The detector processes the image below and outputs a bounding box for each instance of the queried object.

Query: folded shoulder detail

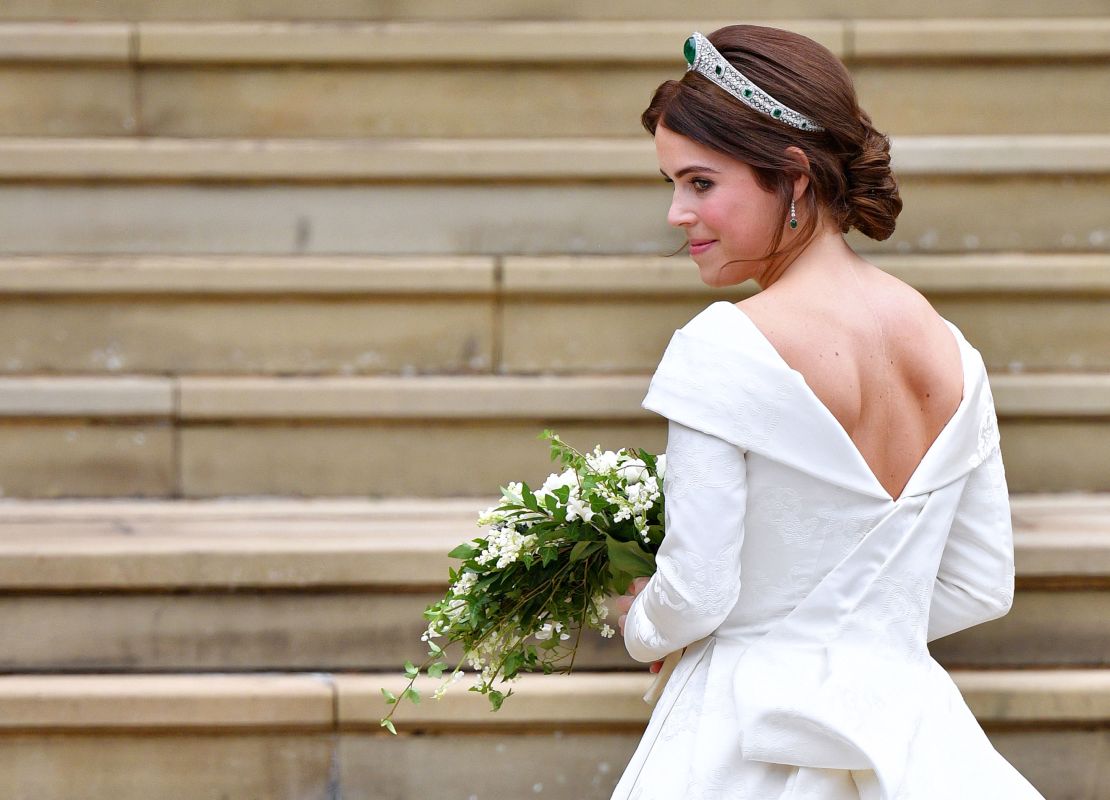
[641,301,1000,501]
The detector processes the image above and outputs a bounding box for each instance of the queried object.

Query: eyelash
[664,177,713,192]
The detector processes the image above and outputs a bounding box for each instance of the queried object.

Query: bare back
[737,269,964,501]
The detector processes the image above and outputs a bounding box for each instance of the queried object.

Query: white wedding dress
[612,301,1046,800]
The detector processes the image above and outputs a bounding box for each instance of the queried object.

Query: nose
[667,192,696,229]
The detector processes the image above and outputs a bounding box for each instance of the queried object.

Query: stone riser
[1,729,1102,800]
[1,290,1107,376]
[2,1,1107,19]
[1,415,1109,497]
[0,671,1103,800]
[0,177,1106,255]
[5,59,1105,138]
[0,587,1104,673]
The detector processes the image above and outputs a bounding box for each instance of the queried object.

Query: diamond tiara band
[683,31,824,132]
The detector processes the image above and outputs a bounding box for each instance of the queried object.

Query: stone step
[0,497,1105,671]
[0,20,1107,137]
[0,373,1107,497]
[2,2,1107,21]
[0,137,1106,255]
[0,669,1104,799]
[0,253,1107,376]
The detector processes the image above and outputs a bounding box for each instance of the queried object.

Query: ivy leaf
[402,686,422,705]
[403,660,419,678]
[427,661,446,678]
[488,689,505,711]
[447,542,480,560]
[426,640,443,655]
[568,539,592,562]
[381,687,398,704]
[380,718,397,735]
[605,534,656,579]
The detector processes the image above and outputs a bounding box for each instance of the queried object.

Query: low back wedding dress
[612,300,1046,799]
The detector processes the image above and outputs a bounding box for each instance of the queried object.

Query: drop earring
[789,199,798,230]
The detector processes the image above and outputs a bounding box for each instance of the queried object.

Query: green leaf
[568,539,592,562]
[448,542,480,560]
[427,661,446,678]
[426,640,443,655]
[403,660,419,678]
[380,718,397,735]
[381,687,398,704]
[488,689,506,711]
[402,686,422,705]
[520,482,539,511]
[502,651,524,679]
[605,534,656,579]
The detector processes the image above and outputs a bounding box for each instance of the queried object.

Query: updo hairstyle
[643,25,902,263]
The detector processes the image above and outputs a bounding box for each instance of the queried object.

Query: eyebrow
[660,165,721,180]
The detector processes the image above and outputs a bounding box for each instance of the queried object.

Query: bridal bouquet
[380,429,665,734]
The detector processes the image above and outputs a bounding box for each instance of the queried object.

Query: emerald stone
[715,64,723,76]
[684,37,696,65]
[790,219,798,229]
[772,108,783,118]
[742,88,753,98]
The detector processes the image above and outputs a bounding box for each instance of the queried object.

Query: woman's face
[655,123,787,288]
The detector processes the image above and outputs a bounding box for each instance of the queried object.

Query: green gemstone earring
[789,199,798,230]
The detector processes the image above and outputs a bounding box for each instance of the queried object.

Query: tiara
[683,31,824,132]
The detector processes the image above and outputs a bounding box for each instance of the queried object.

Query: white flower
[600,624,615,639]
[537,468,579,500]
[565,496,595,523]
[618,458,649,484]
[586,448,621,474]
[474,526,537,569]
[535,620,571,641]
[476,504,506,526]
[451,570,478,596]
[656,454,666,480]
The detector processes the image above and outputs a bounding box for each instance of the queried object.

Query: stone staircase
[0,3,1107,798]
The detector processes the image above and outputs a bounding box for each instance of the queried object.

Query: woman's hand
[614,576,666,674]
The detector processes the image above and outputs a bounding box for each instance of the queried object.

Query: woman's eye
[692,178,713,191]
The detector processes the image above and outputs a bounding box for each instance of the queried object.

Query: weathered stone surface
[0,297,494,375]
[137,64,671,138]
[0,423,172,497]
[179,421,667,497]
[501,294,1110,373]
[999,420,1110,492]
[854,62,1109,135]
[0,176,1105,254]
[132,62,1109,137]
[0,22,130,61]
[4,136,1105,179]
[342,730,639,800]
[0,66,133,136]
[2,586,1104,672]
[0,734,335,800]
[1,0,1105,21]
[0,674,333,729]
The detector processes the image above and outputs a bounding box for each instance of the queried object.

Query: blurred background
[0,1,1107,798]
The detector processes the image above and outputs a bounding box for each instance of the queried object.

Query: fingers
[617,613,627,635]
[631,576,650,594]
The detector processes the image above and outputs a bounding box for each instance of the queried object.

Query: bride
[610,25,1046,800]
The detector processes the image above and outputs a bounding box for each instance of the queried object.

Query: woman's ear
[784,146,811,202]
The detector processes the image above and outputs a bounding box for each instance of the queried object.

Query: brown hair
[643,25,902,264]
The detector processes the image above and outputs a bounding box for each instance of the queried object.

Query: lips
[688,239,717,255]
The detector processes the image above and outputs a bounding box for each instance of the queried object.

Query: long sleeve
[623,418,748,663]
[926,439,1016,642]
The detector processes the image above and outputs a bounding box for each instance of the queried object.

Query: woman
[610,25,1046,800]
